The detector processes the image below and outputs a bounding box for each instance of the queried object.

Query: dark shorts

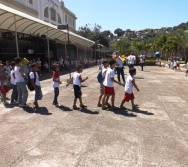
[35,85,43,100]
[73,85,82,98]
[128,64,134,68]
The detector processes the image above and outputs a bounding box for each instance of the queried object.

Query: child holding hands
[67,64,88,110]
[120,68,140,110]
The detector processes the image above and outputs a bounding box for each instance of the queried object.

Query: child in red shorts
[0,64,10,106]
[120,68,139,110]
[102,60,123,110]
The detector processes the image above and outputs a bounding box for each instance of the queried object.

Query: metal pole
[67,24,71,78]
[14,15,19,57]
[85,47,86,59]
[47,27,50,72]
[77,45,78,59]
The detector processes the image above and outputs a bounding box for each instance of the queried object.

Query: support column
[14,15,19,57]
[47,27,50,72]
[77,45,79,59]
[85,47,86,59]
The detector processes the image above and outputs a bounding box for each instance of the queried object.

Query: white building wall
[0,0,77,31]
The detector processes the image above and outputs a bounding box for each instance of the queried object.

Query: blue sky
[64,0,188,33]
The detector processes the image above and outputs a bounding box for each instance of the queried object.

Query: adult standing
[14,57,28,108]
[127,52,136,68]
[139,55,145,71]
[4,61,11,75]
[116,52,125,83]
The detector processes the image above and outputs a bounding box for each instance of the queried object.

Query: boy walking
[120,68,140,110]
[97,60,109,107]
[102,60,123,110]
[67,64,88,110]
[10,62,18,104]
[30,63,43,108]
[14,57,28,108]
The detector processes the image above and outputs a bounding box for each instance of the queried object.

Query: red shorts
[104,86,115,95]
[38,66,41,71]
[0,85,8,93]
[177,64,180,67]
[186,70,188,73]
[123,92,134,102]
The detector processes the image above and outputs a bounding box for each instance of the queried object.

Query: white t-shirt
[29,72,40,86]
[176,61,179,64]
[128,55,135,64]
[125,75,134,94]
[37,60,41,66]
[73,72,81,87]
[4,65,11,75]
[103,68,115,87]
[186,63,188,70]
[117,57,123,68]
[10,70,16,85]
[173,61,177,66]
[14,66,25,82]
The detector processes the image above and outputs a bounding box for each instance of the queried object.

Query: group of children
[97,59,140,110]
[1,56,140,111]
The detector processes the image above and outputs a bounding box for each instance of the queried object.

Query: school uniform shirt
[4,65,11,75]
[186,63,188,70]
[73,72,81,87]
[14,66,25,83]
[102,68,108,78]
[173,61,177,66]
[103,68,115,88]
[30,72,40,86]
[125,75,134,94]
[10,70,16,85]
[128,55,135,65]
[52,71,59,88]
[116,57,123,68]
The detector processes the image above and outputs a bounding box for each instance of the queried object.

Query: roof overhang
[0,4,94,47]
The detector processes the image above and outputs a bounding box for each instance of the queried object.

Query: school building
[0,0,96,63]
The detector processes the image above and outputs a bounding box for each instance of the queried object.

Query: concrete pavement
[0,66,188,167]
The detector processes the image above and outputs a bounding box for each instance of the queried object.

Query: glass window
[51,8,56,21]
[58,14,62,24]
[29,0,33,4]
[44,7,49,18]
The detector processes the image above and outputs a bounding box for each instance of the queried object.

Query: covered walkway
[0,3,95,59]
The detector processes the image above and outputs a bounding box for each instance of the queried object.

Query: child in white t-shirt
[67,64,88,110]
[186,62,188,77]
[30,63,43,108]
[102,60,123,110]
[10,62,18,104]
[120,68,139,110]
[97,60,109,107]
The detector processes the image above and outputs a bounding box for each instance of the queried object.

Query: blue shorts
[35,85,43,100]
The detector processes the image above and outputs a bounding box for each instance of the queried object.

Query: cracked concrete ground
[0,66,188,167]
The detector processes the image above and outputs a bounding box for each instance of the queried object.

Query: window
[44,7,49,18]
[58,14,62,24]
[65,14,67,23]
[29,0,33,5]
[50,8,56,21]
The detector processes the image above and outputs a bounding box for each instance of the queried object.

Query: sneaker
[10,101,17,105]
[23,104,29,108]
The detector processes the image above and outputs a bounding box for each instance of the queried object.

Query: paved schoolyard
[0,66,188,167]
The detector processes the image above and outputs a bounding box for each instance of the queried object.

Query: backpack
[97,70,107,83]
[97,70,103,83]
[27,72,36,91]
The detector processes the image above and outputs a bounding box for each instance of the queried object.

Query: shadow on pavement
[113,109,137,117]
[129,108,154,115]
[79,108,99,115]
[23,107,52,115]
[56,105,73,112]
[135,77,144,79]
